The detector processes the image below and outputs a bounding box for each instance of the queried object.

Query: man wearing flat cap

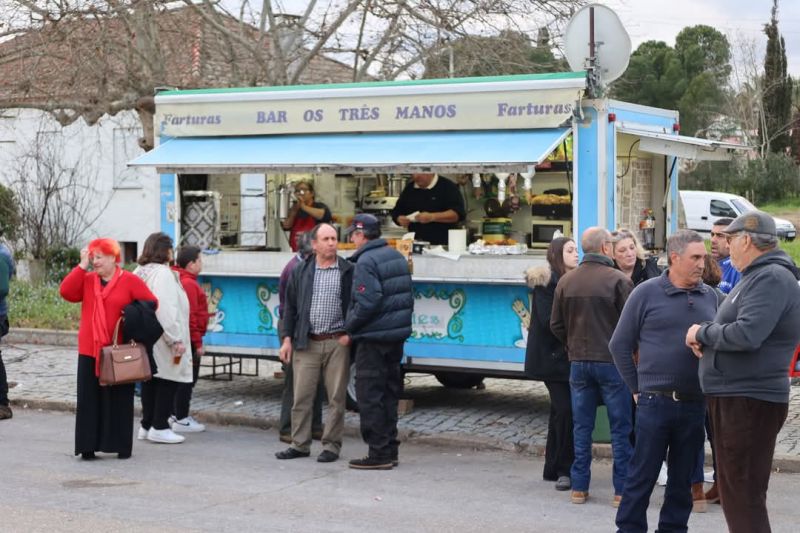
[686,210,800,533]
[344,214,413,470]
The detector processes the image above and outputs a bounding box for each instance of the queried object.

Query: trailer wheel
[346,361,359,411]
[434,372,486,389]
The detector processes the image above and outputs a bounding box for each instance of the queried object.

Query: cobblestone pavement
[4,339,800,470]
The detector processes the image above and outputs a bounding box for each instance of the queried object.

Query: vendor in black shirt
[391,173,466,245]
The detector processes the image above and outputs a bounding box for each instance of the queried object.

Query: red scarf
[90,267,123,376]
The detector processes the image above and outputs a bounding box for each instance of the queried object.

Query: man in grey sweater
[686,210,800,533]
[610,230,718,533]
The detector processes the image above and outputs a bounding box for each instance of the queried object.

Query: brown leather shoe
[704,482,720,504]
[691,482,707,513]
[570,491,588,504]
[0,405,12,420]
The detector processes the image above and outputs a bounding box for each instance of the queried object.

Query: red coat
[60,266,157,367]
[172,266,210,349]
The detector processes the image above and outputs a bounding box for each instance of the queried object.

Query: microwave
[530,220,572,249]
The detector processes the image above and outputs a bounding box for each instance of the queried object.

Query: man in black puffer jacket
[344,214,413,470]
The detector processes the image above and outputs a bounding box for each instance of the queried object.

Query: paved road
[3,339,800,471]
[2,410,799,532]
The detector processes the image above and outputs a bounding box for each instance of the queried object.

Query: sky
[597,0,800,77]
[232,0,800,80]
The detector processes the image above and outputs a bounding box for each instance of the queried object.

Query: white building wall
[0,109,160,260]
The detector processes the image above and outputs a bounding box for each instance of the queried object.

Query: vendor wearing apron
[391,173,466,246]
[281,181,332,251]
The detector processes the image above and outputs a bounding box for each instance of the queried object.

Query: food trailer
[130,71,745,396]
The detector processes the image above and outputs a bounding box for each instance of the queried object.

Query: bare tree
[0,1,585,151]
[9,128,111,259]
[726,34,797,158]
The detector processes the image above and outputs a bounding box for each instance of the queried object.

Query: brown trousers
[291,338,349,454]
[708,395,788,533]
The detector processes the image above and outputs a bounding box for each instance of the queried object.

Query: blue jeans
[570,361,633,494]
[616,393,706,533]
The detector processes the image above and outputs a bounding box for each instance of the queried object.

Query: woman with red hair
[60,238,157,459]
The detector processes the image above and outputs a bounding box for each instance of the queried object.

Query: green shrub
[0,184,20,240]
[683,153,800,204]
[780,240,800,265]
[45,246,81,284]
[8,279,80,330]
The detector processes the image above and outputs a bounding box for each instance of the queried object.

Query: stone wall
[617,157,653,233]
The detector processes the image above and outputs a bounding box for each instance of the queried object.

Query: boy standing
[171,246,210,432]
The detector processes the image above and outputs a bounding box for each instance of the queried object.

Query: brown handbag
[99,316,152,386]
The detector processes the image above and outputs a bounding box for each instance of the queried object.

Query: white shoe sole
[137,427,148,440]
[172,424,205,433]
[147,429,185,444]
[148,435,185,444]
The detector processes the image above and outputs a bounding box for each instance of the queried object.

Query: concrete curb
[6,328,78,347]
[13,395,799,473]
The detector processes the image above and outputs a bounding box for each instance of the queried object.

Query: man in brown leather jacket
[551,226,634,507]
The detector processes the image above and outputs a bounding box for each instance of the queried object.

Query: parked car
[680,190,796,241]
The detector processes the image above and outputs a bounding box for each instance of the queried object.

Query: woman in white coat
[134,232,192,444]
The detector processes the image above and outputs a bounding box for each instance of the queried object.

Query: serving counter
[198,250,545,377]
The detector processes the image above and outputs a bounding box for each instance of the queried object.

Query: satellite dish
[564,4,631,87]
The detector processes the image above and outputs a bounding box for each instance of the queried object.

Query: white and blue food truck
[130,70,745,395]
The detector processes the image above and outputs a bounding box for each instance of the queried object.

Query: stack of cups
[448,229,467,252]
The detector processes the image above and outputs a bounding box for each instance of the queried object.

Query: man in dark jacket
[276,223,353,463]
[686,210,800,533]
[344,214,413,470]
[276,232,323,444]
[0,245,13,420]
[551,226,634,506]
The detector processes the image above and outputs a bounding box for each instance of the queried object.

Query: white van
[680,190,796,241]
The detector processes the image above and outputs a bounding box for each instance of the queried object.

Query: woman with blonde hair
[611,228,661,286]
[60,238,157,459]
[135,232,193,444]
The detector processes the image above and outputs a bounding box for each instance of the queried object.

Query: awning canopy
[617,124,749,161]
[129,128,571,174]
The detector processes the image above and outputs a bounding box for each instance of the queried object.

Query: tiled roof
[0,6,356,111]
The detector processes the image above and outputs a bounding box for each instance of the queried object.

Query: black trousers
[174,348,201,420]
[0,315,8,406]
[75,354,135,455]
[708,395,788,533]
[543,380,574,480]
[0,348,8,406]
[141,377,179,431]
[354,339,404,461]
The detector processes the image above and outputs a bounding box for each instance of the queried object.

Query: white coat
[134,263,192,383]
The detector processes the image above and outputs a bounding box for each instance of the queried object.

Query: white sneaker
[657,461,668,486]
[147,427,185,444]
[171,416,206,433]
[704,469,715,483]
[137,426,148,440]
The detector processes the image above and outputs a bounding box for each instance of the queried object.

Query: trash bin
[592,405,611,443]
